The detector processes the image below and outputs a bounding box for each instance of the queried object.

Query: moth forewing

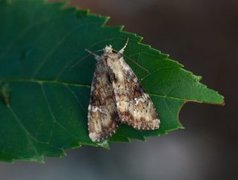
[104,45,160,130]
[87,56,119,142]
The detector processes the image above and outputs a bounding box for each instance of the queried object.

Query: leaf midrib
[0,78,191,102]
[0,78,91,88]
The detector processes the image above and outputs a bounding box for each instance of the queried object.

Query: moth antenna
[85,49,101,61]
[118,38,129,54]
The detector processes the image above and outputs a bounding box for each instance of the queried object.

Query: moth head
[104,45,113,53]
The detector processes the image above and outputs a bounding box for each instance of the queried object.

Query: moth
[87,41,160,142]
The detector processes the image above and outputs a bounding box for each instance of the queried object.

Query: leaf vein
[0,14,55,61]
[64,84,87,113]
[8,106,40,156]
[40,84,80,141]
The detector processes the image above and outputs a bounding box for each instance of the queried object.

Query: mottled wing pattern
[105,46,160,130]
[87,58,119,142]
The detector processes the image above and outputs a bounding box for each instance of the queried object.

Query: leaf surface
[0,0,224,162]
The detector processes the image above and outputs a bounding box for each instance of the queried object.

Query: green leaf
[0,0,224,162]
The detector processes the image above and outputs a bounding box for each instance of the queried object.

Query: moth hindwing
[87,41,160,142]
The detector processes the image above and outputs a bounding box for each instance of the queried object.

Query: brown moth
[87,41,160,142]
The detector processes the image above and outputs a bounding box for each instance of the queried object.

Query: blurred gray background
[0,0,237,179]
